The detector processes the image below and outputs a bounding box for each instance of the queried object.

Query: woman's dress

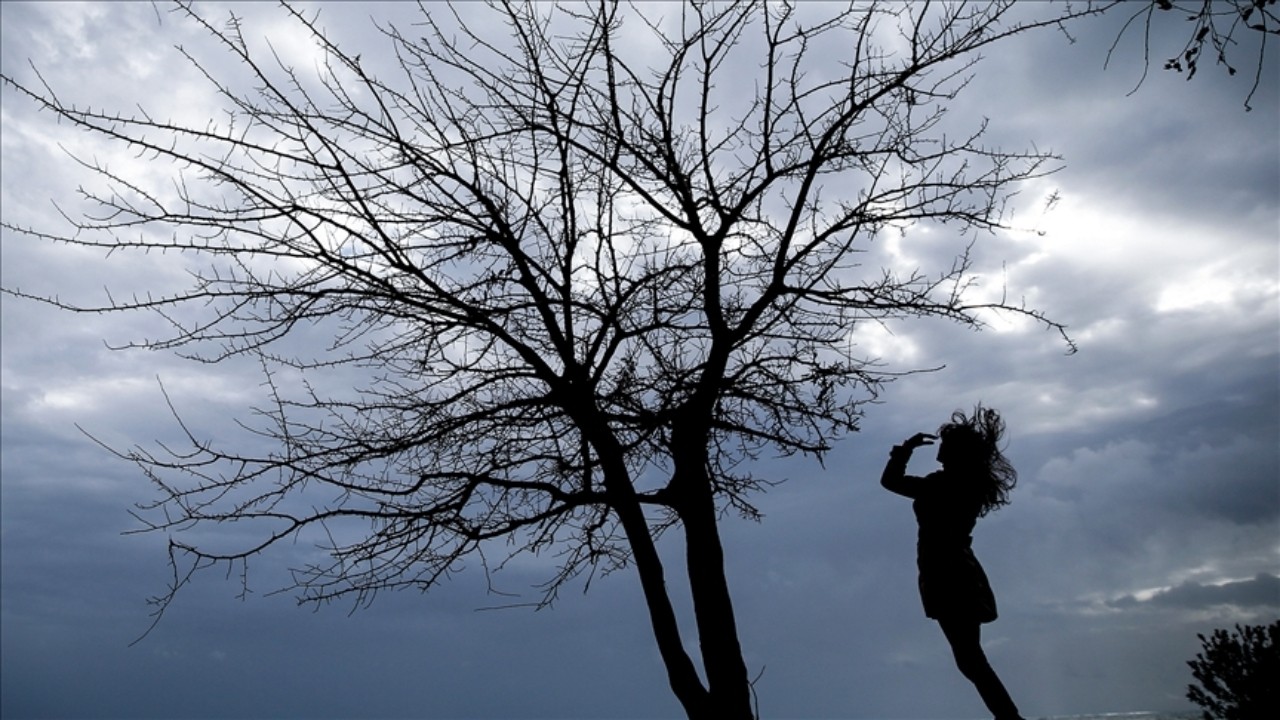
[883,453,998,624]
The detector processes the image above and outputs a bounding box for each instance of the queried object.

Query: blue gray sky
[2,3,1277,719]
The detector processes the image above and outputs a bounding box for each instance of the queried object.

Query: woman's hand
[901,432,938,450]
[883,432,936,496]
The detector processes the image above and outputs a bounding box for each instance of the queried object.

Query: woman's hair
[938,405,1017,516]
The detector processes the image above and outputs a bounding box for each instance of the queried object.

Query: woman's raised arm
[880,432,936,498]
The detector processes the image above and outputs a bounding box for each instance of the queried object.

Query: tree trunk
[681,473,754,718]
[589,427,713,718]
[670,426,755,719]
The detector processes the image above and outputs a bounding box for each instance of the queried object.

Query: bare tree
[2,2,1098,717]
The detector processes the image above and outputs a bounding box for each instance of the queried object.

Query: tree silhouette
[1187,621,1280,719]
[2,2,1106,717]
[1112,0,1278,110]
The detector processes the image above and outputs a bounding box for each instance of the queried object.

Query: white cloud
[847,320,923,366]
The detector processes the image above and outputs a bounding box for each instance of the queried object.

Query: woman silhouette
[881,406,1024,720]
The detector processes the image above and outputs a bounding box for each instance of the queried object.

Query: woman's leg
[937,618,1023,720]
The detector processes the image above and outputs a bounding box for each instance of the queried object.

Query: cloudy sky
[1,2,1276,719]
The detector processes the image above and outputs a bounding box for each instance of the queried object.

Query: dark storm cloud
[1025,384,1280,528]
[3,3,1277,719]
[956,4,1280,214]
[1108,573,1280,610]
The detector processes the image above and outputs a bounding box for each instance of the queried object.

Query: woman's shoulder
[920,469,949,484]
[912,469,948,493]
[917,469,977,497]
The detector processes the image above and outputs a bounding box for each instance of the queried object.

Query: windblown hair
[938,405,1017,516]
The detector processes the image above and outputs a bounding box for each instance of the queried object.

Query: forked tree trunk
[668,416,755,720]
[591,419,754,719]
[612,491,713,717]
[589,426,713,717]
[680,470,754,719]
